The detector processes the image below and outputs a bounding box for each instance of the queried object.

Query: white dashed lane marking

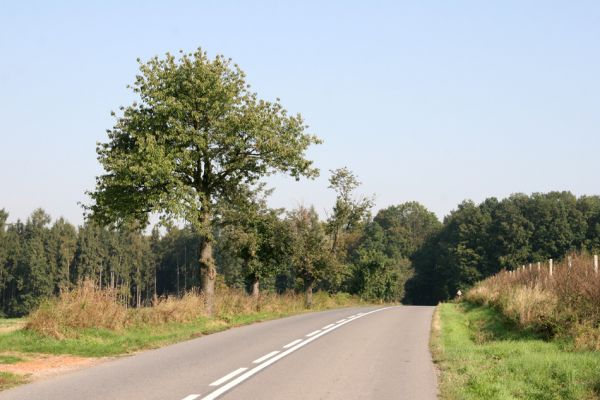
[191,307,392,400]
[252,351,280,364]
[283,339,302,349]
[209,368,248,387]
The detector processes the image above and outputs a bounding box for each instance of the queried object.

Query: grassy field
[433,302,600,400]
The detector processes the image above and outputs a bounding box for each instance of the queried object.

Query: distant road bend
[0,306,438,400]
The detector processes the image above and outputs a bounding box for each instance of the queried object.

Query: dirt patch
[0,353,107,380]
[0,322,25,334]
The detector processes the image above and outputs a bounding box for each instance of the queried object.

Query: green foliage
[373,201,441,258]
[87,48,320,308]
[326,167,373,253]
[350,222,411,302]
[287,206,338,306]
[89,49,320,230]
[219,186,291,295]
[350,202,440,302]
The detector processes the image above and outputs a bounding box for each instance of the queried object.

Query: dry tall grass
[466,253,600,349]
[26,281,360,339]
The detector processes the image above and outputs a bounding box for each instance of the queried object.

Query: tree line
[406,191,600,305]
[0,167,439,316]
[2,190,599,316]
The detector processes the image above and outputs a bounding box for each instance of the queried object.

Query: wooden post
[529,263,532,270]
[537,261,541,271]
[549,259,553,277]
[594,255,598,274]
[568,256,572,269]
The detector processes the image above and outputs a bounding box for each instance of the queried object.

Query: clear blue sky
[1,1,599,225]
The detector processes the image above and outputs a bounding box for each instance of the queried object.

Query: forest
[1,189,599,317]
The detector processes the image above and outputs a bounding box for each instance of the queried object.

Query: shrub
[27,281,128,338]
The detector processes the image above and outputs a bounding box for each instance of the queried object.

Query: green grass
[0,355,25,364]
[0,372,28,390]
[434,302,600,400]
[0,310,303,357]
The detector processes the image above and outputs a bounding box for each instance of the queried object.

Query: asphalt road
[0,306,437,400]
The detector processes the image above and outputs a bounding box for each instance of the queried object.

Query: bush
[27,281,128,338]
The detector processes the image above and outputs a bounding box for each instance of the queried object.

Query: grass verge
[0,310,294,357]
[0,285,370,390]
[0,372,28,391]
[0,289,367,357]
[433,302,600,400]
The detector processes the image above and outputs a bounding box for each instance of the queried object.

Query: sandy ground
[0,353,109,381]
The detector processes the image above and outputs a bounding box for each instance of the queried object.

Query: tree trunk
[305,278,314,308]
[331,228,339,253]
[200,237,217,314]
[251,275,260,299]
[136,285,141,308]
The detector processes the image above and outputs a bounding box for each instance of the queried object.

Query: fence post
[537,261,541,271]
[529,263,532,270]
[595,255,598,274]
[549,259,553,277]
[568,256,572,269]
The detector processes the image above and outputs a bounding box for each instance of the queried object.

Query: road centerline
[252,351,280,364]
[197,307,392,400]
[282,339,303,349]
[209,368,248,387]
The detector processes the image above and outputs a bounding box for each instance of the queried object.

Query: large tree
[88,49,320,311]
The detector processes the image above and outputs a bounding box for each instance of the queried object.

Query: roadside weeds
[433,302,600,400]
